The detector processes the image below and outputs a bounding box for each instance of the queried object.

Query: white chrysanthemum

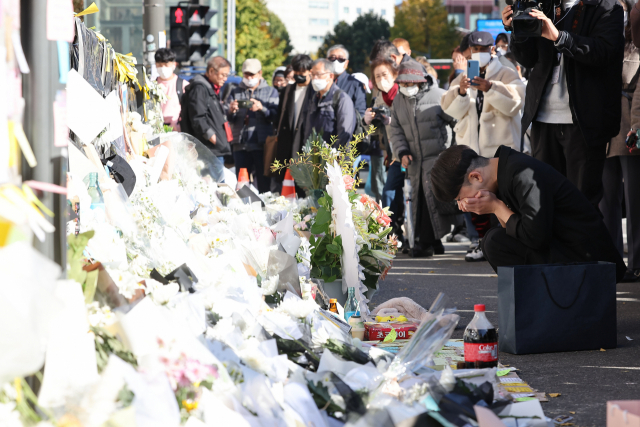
[106,268,144,299]
[86,302,116,328]
[261,275,279,295]
[0,403,22,427]
[276,297,319,319]
[145,278,179,305]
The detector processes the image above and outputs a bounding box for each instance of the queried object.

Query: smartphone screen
[468,60,480,85]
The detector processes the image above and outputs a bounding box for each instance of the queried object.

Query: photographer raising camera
[505,0,625,207]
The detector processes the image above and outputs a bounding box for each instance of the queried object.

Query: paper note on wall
[53,90,68,147]
[46,0,74,42]
[66,69,110,144]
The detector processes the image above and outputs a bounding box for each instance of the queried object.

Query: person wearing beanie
[387,60,460,257]
[272,66,288,92]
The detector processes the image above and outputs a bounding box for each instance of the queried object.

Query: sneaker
[467,239,480,253]
[465,246,485,262]
[446,233,471,243]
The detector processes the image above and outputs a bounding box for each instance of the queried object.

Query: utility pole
[227,0,235,71]
[21,0,67,266]
[143,0,167,75]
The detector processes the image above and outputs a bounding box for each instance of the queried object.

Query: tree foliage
[317,13,391,73]
[227,0,289,82]
[391,0,462,59]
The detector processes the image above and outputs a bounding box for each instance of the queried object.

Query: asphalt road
[370,240,640,426]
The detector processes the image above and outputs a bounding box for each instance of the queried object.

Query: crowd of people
[152,0,640,282]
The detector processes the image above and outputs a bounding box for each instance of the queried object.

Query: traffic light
[170,3,218,64]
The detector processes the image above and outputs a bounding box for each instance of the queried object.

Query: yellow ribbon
[22,184,54,217]
[75,2,99,17]
[14,378,22,404]
[113,52,141,90]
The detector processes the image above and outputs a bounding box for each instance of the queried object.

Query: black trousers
[530,122,607,207]
[415,181,441,250]
[600,155,640,269]
[481,227,549,274]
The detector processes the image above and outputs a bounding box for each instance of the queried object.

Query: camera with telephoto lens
[506,0,549,38]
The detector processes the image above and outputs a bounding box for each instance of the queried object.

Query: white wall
[265,0,395,55]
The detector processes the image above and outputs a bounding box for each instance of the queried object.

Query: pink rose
[343,175,355,190]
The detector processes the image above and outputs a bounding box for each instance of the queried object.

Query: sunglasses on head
[328,56,347,63]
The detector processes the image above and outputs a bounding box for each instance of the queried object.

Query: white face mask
[472,52,492,68]
[312,78,328,92]
[332,60,346,75]
[157,66,174,79]
[243,77,259,87]
[377,77,395,93]
[496,47,507,56]
[399,85,419,97]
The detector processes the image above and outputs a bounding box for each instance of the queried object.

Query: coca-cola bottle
[462,304,498,369]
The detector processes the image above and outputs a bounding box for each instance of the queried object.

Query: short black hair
[155,48,176,64]
[431,145,489,202]
[495,33,509,45]
[369,39,400,62]
[459,33,471,52]
[291,54,313,72]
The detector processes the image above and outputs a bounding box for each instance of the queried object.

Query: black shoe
[621,269,640,283]
[433,241,445,255]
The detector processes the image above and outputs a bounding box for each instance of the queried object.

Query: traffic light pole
[226,0,235,70]
[143,0,166,73]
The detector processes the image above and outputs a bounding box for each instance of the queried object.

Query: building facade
[444,0,499,31]
[265,0,395,55]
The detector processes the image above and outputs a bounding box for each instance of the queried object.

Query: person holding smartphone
[441,31,526,262]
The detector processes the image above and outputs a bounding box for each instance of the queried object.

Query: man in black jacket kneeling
[431,145,627,282]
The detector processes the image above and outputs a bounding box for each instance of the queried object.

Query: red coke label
[464,342,498,362]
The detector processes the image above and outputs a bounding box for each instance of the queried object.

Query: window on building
[309,18,329,25]
[381,9,386,15]
[369,8,374,13]
[309,35,323,42]
[356,7,361,14]
[309,1,330,9]
[344,7,349,13]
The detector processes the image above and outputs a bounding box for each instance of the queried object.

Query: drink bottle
[344,287,358,321]
[462,304,498,369]
[87,172,105,211]
[328,298,338,314]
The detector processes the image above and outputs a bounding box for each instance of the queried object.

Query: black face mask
[294,74,308,84]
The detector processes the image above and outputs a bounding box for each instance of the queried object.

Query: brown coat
[608,44,640,157]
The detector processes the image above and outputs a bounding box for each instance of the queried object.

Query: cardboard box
[608,401,640,426]
[364,321,419,341]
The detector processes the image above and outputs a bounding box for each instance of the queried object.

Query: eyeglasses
[327,56,347,63]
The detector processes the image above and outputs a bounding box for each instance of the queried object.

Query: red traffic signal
[174,7,184,24]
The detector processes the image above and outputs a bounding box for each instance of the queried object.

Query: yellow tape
[75,2,99,17]
[505,386,534,393]
[22,184,54,217]
[9,121,37,168]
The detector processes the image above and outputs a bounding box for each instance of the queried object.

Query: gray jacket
[388,83,458,239]
[226,79,279,152]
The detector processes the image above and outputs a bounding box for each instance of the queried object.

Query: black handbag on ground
[498,262,617,354]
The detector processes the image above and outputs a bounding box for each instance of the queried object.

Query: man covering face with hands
[430,145,626,281]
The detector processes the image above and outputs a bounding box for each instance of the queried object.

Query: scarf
[381,83,399,106]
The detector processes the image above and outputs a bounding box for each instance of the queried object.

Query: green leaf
[326,244,341,255]
[310,221,328,235]
[84,269,99,304]
[314,207,331,226]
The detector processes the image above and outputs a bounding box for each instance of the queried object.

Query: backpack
[176,76,185,102]
[331,88,369,154]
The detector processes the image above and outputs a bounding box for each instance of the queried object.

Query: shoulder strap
[176,76,184,102]
[275,84,291,136]
[332,88,342,112]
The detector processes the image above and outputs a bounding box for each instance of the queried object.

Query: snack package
[364,321,419,342]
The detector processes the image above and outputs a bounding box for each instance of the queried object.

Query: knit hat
[396,60,427,84]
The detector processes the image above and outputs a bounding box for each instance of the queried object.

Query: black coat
[495,146,626,281]
[510,0,625,146]
[180,74,231,157]
[273,83,316,174]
